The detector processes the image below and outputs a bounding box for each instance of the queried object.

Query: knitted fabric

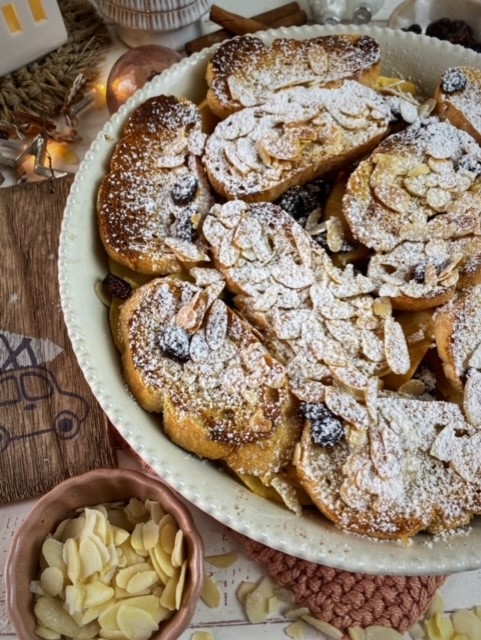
[233,531,446,636]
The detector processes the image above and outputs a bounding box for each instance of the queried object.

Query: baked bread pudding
[97,35,481,541]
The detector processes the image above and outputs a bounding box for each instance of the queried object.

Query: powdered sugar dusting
[122,277,302,482]
[98,96,214,274]
[207,34,381,115]
[203,80,390,201]
[203,200,409,404]
[296,394,479,537]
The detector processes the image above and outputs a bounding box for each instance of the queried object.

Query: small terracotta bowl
[5,468,204,640]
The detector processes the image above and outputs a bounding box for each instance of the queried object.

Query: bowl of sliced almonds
[5,468,204,640]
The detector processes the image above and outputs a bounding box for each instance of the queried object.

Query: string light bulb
[106,45,182,114]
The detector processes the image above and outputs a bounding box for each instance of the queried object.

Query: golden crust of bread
[294,392,478,539]
[98,95,214,275]
[434,283,481,392]
[118,276,303,489]
[435,66,481,145]
[203,80,391,203]
[206,34,381,120]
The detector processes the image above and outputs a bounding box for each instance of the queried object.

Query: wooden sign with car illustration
[0,177,116,503]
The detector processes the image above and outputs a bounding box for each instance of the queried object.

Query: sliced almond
[236,581,257,604]
[349,626,367,640]
[175,560,188,609]
[285,620,309,639]
[79,536,104,579]
[463,369,481,427]
[34,596,98,640]
[205,300,228,351]
[424,612,454,640]
[42,537,66,572]
[126,571,159,595]
[63,538,81,585]
[140,521,159,552]
[384,317,410,375]
[34,625,62,640]
[64,583,85,616]
[84,582,115,609]
[159,517,177,555]
[307,44,329,74]
[452,609,481,637]
[159,571,181,610]
[116,563,152,590]
[373,184,411,214]
[153,541,176,578]
[301,613,343,638]
[130,523,148,556]
[171,529,185,568]
[201,575,221,609]
[205,550,239,568]
[117,604,158,640]
[244,576,276,624]
[40,567,64,598]
[124,498,148,525]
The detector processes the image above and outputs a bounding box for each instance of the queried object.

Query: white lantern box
[0,0,68,77]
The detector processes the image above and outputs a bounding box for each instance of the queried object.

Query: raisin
[425,17,480,50]
[171,174,198,206]
[402,23,422,34]
[451,19,473,39]
[102,273,132,300]
[311,229,329,250]
[159,325,191,361]
[432,17,452,28]
[441,68,467,94]
[426,17,452,39]
[411,262,426,283]
[426,24,449,40]
[458,154,481,177]
[276,186,318,221]
[308,177,334,205]
[300,403,345,448]
[171,209,197,242]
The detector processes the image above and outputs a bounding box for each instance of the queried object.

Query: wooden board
[0,177,117,504]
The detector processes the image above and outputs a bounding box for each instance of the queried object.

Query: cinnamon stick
[185,3,306,55]
[209,5,266,35]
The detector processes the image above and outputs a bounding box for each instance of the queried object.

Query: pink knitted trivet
[232,531,446,636]
[119,439,447,636]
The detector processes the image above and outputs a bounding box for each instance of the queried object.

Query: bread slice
[434,283,481,392]
[118,276,303,494]
[435,66,481,145]
[294,391,478,539]
[203,80,391,203]
[343,117,481,254]
[367,235,481,311]
[206,34,381,119]
[98,95,215,275]
[201,200,411,403]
